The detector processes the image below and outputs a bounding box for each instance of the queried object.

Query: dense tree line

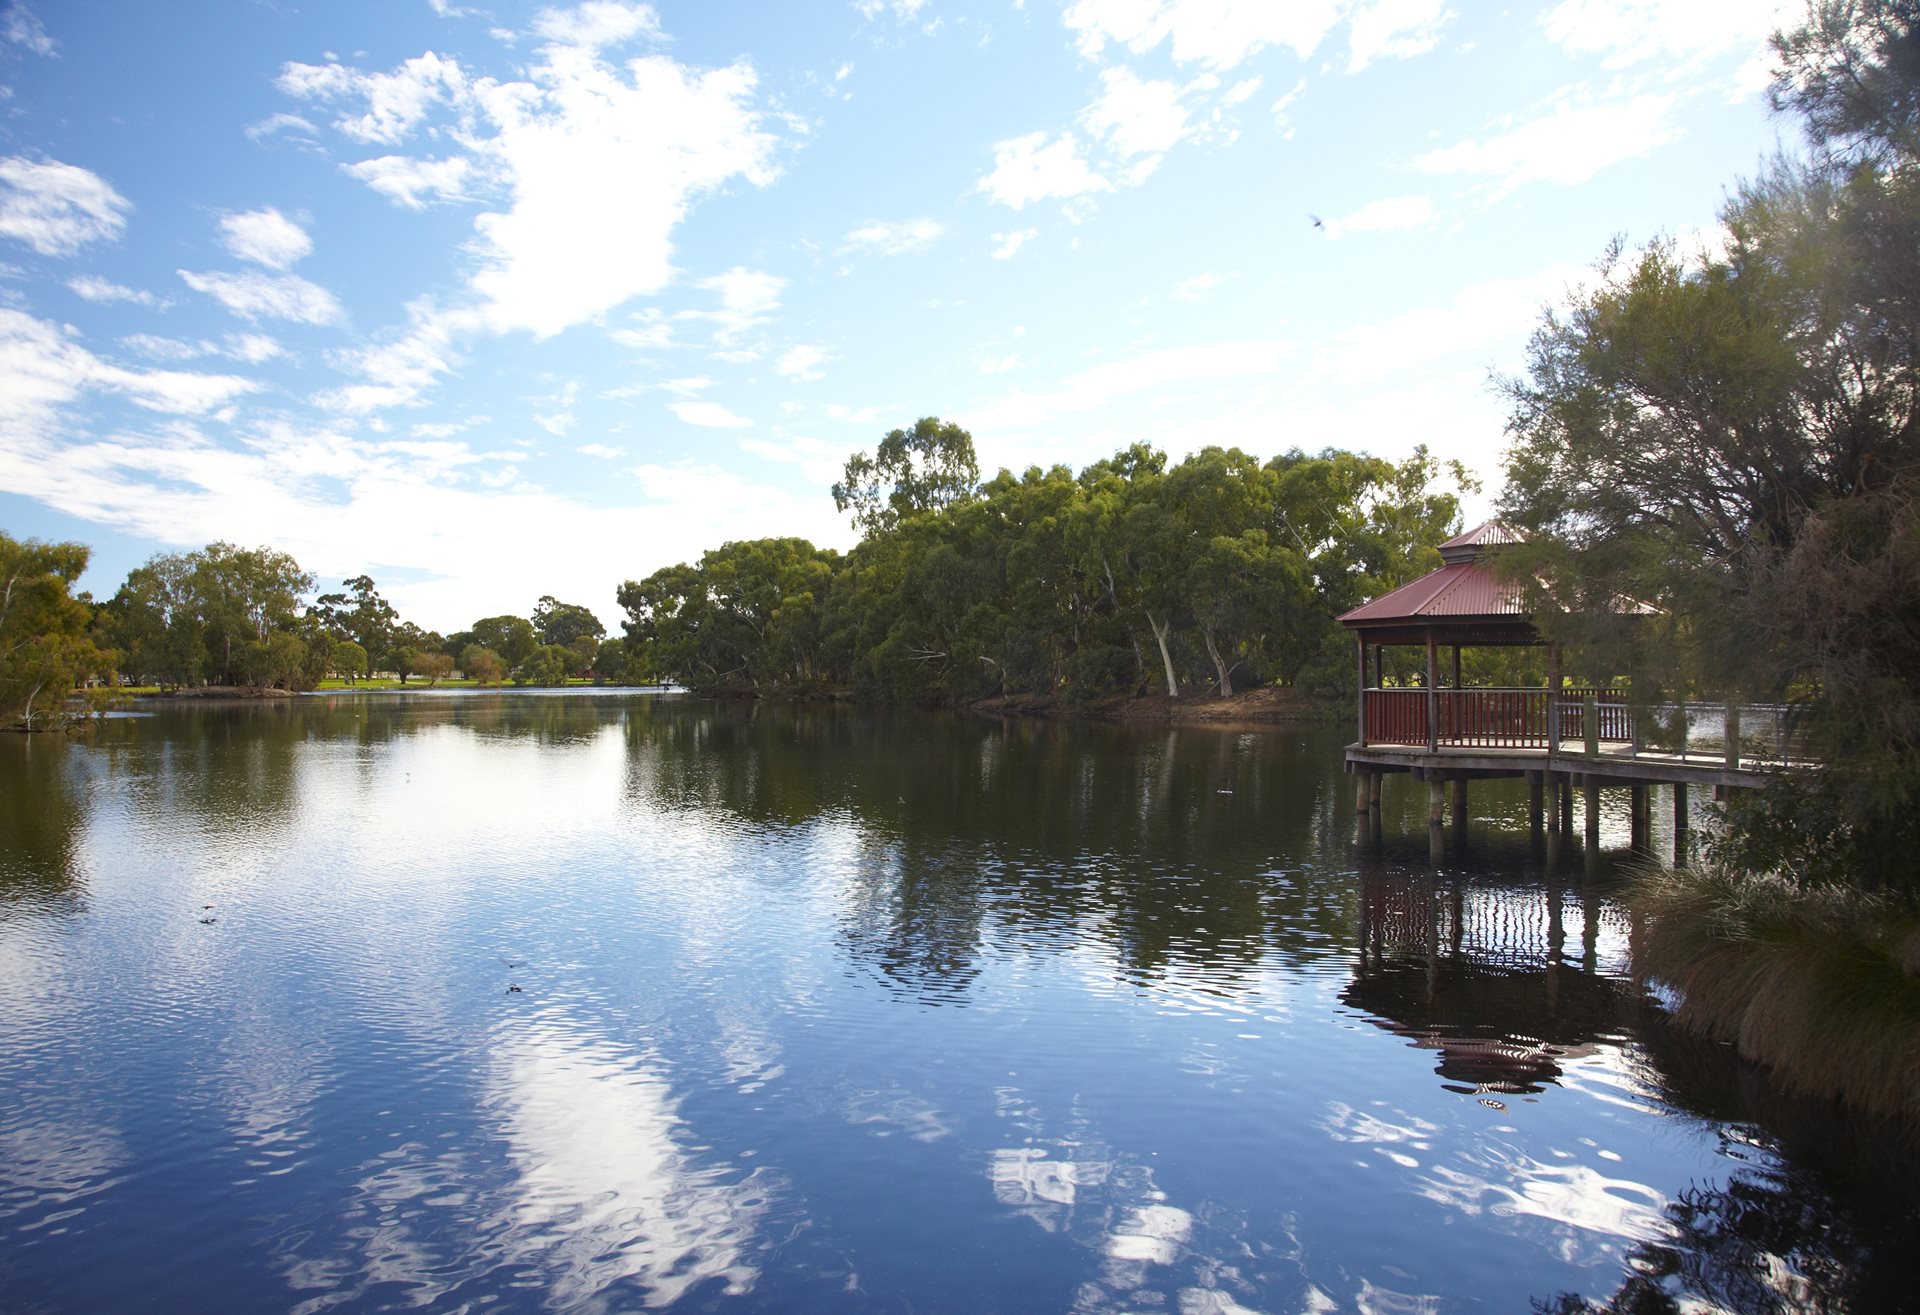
[1500,0,1920,895]
[620,429,1471,707]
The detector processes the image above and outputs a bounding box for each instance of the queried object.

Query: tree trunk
[1202,625,1234,698]
[1147,613,1179,698]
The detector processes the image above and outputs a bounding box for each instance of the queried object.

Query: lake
[1,693,1915,1313]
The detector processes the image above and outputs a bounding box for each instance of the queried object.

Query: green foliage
[471,614,536,667]
[622,439,1468,707]
[101,542,312,688]
[331,639,369,682]
[591,636,634,685]
[1,532,113,730]
[461,644,505,686]
[533,595,605,648]
[512,643,575,687]
[832,416,980,536]
[1499,0,1920,894]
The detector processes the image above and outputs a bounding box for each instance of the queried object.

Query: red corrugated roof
[1338,559,1525,625]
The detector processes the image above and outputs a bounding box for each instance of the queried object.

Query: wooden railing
[1362,689,1813,765]
[1363,687,1630,749]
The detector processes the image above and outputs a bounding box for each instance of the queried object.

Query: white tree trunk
[1147,614,1179,698]
[1202,626,1234,698]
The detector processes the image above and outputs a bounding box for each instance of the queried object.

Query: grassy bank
[1634,866,1920,1127]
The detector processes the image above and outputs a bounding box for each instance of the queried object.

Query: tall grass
[1633,866,1920,1127]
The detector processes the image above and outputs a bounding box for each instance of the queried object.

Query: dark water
[1,694,1915,1314]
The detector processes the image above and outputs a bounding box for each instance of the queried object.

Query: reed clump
[1633,865,1920,1127]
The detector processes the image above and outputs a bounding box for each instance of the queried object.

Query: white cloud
[218,207,313,269]
[1416,94,1681,198]
[1541,0,1792,72]
[1347,0,1454,72]
[841,216,944,255]
[3,3,55,55]
[178,268,344,324]
[977,353,1020,375]
[853,0,930,20]
[738,433,844,487]
[577,442,622,458]
[684,267,784,345]
[276,51,470,145]
[1321,194,1437,240]
[1062,0,1343,70]
[315,301,478,412]
[610,308,674,350]
[245,112,320,142]
[670,400,752,428]
[463,53,777,339]
[225,333,286,363]
[1081,66,1191,158]
[0,308,258,429]
[0,156,130,256]
[825,403,878,423]
[1271,77,1306,138]
[532,0,662,49]
[343,154,473,209]
[69,275,164,307]
[775,344,829,381]
[1173,270,1235,300]
[978,132,1110,210]
[990,227,1039,260]
[285,20,782,344]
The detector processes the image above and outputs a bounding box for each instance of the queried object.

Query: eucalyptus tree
[532,595,605,648]
[832,416,980,537]
[1,532,111,729]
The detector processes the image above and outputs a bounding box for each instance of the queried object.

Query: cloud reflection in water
[491,1011,773,1309]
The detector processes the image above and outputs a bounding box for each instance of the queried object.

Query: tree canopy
[1499,0,1920,894]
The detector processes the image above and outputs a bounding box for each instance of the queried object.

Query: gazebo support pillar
[1673,783,1689,865]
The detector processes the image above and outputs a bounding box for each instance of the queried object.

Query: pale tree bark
[1147,613,1179,698]
[1202,625,1235,698]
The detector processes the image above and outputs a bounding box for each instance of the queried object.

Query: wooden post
[1428,776,1446,865]
[1583,692,1599,758]
[1452,644,1462,691]
[1725,703,1741,770]
[1673,783,1689,866]
[1369,772,1383,811]
[1426,633,1439,751]
[1527,770,1544,834]
[1372,643,1383,691]
[1450,776,1468,823]
[1560,772,1575,834]
[1355,768,1371,814]
[1546,643,1562,753]
[1356,636,1368,745]
[1630,784,1648,851]
[1585,778,1601,847]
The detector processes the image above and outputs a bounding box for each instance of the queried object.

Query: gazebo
[1338,522,1624,755]
[1337,522,1652,858]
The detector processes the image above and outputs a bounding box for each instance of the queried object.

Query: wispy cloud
[0,156,129,256]
[841,216,944,255]
[218,207,313,269]
[178,268,343,324]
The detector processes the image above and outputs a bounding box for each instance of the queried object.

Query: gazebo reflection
[1345,866,1642,1096]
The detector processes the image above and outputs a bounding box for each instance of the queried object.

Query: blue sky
[0,0,1794,631]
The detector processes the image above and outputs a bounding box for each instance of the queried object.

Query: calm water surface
[1,694,1916,1314]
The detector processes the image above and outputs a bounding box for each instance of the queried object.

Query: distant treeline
[0,527,642,730]
[618,420,1474,707]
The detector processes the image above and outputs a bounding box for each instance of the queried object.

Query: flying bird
[1309,213,1324,231]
